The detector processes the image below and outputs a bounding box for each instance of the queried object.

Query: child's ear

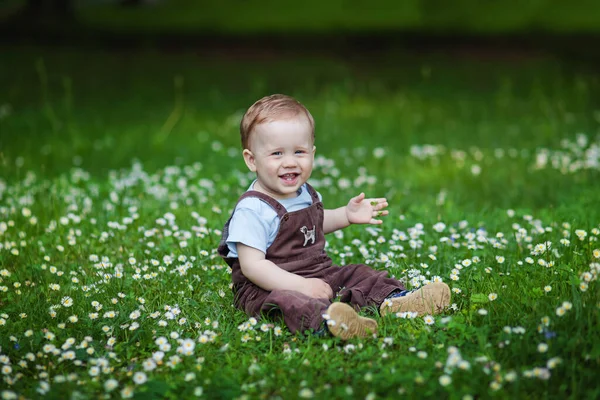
[242,149,257,172]
[312,146,316,156]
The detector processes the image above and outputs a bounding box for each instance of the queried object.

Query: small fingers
[374,202,389,211]
[374,210,389,217]
[323,283,333,298]
[369,198,388,207]
[353,193,366,203]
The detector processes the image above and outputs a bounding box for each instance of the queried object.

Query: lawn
[0,46,599,399]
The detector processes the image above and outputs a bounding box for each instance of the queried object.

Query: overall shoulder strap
[237,190,287,218]
[304,183,320,204]
[217,190,286,259]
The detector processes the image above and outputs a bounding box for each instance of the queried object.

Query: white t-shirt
[226,182,322,257]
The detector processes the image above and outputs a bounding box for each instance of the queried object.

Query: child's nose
[282,155,297,167]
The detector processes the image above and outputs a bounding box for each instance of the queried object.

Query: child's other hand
[346,193,389,225]
[300,278,333,299]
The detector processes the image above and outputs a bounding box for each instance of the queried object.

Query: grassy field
[0,46,599,399]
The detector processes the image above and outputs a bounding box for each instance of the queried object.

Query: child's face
[242,116,315,199]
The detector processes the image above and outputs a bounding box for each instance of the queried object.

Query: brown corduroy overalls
[218,183,406,333]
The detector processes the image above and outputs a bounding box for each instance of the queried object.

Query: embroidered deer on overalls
[300,225,316,246]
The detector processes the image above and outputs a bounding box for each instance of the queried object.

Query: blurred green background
[1,0,600,34]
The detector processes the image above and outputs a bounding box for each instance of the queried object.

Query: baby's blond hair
[240,94,314,150]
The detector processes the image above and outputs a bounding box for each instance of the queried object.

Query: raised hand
[345,193,389,225]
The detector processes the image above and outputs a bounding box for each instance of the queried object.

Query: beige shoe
[325,302,378,340]
[380,282,451,317]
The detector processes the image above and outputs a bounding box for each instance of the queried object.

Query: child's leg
[252,289,331,333]
[325,263,405,308]
[239,284,378,339]
[325,264,450,316]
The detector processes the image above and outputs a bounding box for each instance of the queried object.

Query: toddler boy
[218,94,450,339]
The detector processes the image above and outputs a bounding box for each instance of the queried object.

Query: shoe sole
[326,302,378,340]
[380,282,451,317]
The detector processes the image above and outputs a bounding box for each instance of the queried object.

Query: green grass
[0,46,599,399]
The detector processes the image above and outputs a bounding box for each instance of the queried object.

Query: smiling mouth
[280,173,299,182]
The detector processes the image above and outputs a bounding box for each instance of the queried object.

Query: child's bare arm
[237,244,333,299]
[323,193,388,234]
[323,206,350,234]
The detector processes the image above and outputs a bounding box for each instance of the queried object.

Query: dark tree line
[22,0,73,17]
[19,0,147,20]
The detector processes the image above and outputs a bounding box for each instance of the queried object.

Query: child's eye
[295,150,305,154]
[272,151,282,156]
